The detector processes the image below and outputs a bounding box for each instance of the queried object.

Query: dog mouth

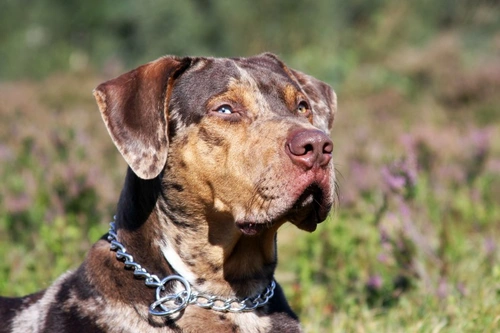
[293,183,324,210]
[235,181,331,236]
[288,183,331,231]
[235,221,269,236]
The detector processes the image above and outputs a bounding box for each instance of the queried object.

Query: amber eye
[216,105,233,114]
[296,101,310,115]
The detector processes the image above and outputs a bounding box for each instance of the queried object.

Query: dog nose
[286,129,333,169]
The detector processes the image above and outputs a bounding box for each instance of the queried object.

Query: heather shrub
[1,1,499,332]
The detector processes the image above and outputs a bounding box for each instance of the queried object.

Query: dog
[0,53,336,333]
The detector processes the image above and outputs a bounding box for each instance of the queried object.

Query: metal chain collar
[106,219,276,317]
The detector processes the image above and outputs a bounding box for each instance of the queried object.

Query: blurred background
[0,0,499,331]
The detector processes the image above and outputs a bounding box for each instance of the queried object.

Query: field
[1,1,499,332]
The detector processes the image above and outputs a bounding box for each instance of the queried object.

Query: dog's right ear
[93,56,191,180]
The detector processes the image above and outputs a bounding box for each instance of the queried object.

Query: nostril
[323,141,333,154]
[287,141,314,156]
[304,144,314,154]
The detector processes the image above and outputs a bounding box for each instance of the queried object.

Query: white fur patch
[158,238,197,285]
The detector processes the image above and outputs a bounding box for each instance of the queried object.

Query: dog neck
[113,169,278,299]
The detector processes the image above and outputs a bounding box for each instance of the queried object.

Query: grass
[1,26,500,333]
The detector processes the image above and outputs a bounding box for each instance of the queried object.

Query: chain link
[106,219,276,317]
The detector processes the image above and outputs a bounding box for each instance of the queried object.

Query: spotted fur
[0,53,337,333]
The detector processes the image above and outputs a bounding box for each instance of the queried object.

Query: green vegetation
[1,1,499,332]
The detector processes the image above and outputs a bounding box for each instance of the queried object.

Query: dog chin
[295,217,318,232]
[293,207,328,232]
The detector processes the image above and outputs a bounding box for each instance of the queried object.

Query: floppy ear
[93,56,190,179]
[290,69,337,133]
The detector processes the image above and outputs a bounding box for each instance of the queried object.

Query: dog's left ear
[290,69,337,133]
[93,56,190,180]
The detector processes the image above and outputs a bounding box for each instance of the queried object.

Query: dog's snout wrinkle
[286,129,333,170]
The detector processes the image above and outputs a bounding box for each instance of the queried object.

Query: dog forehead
[181,56,295,94]
[169,56,299,127]
[232,56,302,96]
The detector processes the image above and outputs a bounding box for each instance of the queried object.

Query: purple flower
[381,166,406,193]
[484,237,496,257]
[469,128,490,159]
[436,278,448,300]
[0,144,13,161]
[456,282,468,297]
[465,127,491,183]
[381,159,418,198]
[5,194,31,213]
[366,275,383,291]
[377,253,390,264]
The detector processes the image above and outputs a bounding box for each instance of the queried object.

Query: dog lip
[235,221,268,236]
[293,183,324,211]
[288,181,332,228]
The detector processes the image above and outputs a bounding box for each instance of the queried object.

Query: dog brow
[230,63,274,119]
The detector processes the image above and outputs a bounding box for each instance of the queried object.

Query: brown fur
[0,53,337,333]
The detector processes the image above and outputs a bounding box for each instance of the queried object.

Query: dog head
[94,54,336,234]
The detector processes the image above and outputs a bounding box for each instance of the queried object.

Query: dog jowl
[0,53,337,333]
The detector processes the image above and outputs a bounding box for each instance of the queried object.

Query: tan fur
[159,94,333,298]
